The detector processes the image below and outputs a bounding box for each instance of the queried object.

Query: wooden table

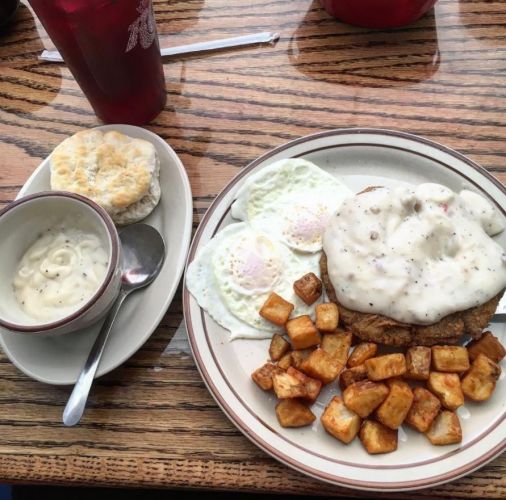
[0,0,505,497]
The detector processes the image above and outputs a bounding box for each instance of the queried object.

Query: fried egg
[231,159,352,253]
[186,223,320,339]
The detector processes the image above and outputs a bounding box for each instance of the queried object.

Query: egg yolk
[229,235,281,294]
[282,203,331,247]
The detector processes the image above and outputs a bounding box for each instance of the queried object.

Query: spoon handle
[63,289,129,426]
[159,32,279,57]
[40,32,279,62]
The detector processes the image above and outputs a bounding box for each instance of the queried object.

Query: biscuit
[113,156,160,225]
[50,130,160,224]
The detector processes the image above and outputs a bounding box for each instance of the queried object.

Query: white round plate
[0,124,193,385]
[183,128,506,491]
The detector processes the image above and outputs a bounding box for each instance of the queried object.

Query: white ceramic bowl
[0,191,121,336]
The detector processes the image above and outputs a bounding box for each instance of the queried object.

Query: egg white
[186,222,320,340]
[231,158,352,253]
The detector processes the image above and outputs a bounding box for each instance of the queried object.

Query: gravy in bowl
[13,215,109,322]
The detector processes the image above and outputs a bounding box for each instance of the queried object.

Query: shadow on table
[287,0,441,88]
[0,3,43,55]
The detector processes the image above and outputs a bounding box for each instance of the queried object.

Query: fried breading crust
[320,252,502,346]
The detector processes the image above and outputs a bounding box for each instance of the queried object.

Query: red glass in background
[28,0,166,125]
[0,0,20,29]
[320,0,439,29]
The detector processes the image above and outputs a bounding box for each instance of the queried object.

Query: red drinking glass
[29,0,166,125]
[320,0,439,29]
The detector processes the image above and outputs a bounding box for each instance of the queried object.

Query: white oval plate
[183,129,505,491]
[0,124,193,385]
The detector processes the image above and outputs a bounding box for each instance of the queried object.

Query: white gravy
[13,217,109,322]
[323,183,506,325]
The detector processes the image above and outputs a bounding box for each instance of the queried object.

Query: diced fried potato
[259,292,294,326]
[315,303,339,332]
[251,363,282,391]
[293,272,322,305]
[425,411,462,445]
[343,380,389,418]
[405,346,431,381]
[431,346,470,373]
[359,420,398,454]
[321,396,361,444]
[275,399,316,428]
[291,348,313,369]
[287,367,322,403]
[376,378,414,430]
[269,334,290,362]
[339,364,368,391]
[467,331,506,363]
[347,343,378,368]
[461,353,501,401]
[272,371,307,399]
[286,315,321,350]
[405,387,441,433]
[321,330,352,367]
[365,353,406,381]
[277,352,293,370]
[427,372,464,411]
[300,348,342,384]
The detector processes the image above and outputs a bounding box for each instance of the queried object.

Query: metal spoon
[63,224,166,426]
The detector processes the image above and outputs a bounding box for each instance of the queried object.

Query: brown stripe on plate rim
[183,128,506,490]
[185,306,505,490]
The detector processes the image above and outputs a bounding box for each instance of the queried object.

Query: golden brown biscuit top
[50,130,156,213]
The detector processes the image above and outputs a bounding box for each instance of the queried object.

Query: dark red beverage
[29,0,166,125]
[320,0,439,29]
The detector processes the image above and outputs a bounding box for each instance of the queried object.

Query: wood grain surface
[0,0,505,497]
